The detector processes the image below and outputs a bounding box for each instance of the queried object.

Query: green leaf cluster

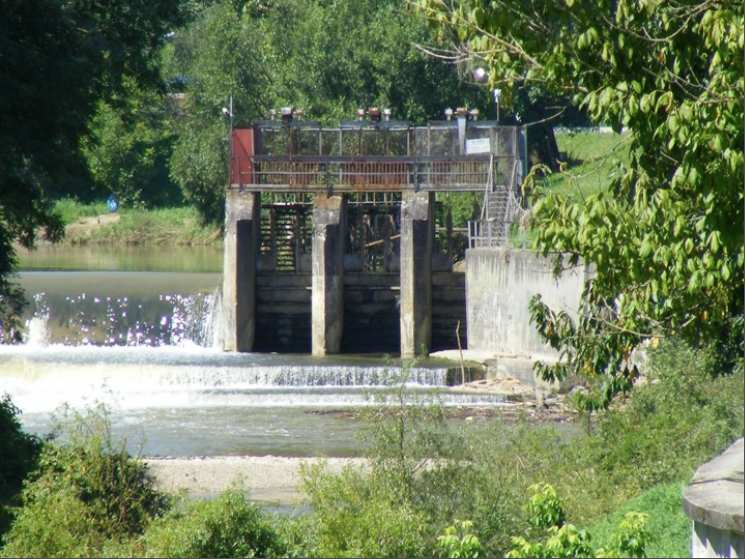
[507,484,649,558]
[418,0,744,406]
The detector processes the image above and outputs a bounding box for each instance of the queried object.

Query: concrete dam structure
[223,108,525,356]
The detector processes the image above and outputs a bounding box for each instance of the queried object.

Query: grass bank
[512,130,631,247]
[543,130,631,200]
[586,482,689,558]
[52,199,221,246]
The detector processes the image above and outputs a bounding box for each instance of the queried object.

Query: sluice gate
[224,110,525,356]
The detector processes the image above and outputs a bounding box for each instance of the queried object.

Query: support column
[223,189,260,352]
[400,191,433,357]
[312,194,346,356]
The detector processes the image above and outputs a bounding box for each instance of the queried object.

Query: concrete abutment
[223,190,260,352]
[311,194,346,356]
[399,191,434,358]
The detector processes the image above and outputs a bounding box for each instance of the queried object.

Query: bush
[298,338,744,557]
[591,338,745,491]
[1,405,167,557]
[1,487,106,558]
[435,520,483,558]
[138,490,285,558]
[507,484,649,559]
[0,395,41,503]
[52,198,108,225]
[302,463,429,557]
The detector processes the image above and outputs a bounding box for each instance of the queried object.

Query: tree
[164,1,274,223]
[257,0,483,124]
[417,0,744,408]
[0,0,184,340]
[81,78,181,208]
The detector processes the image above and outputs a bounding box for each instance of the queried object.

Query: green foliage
[508,485,648,559]
[435,520,483,558]
[590,338,744,491]
[1,487,107,558]
[61,205,220,246]
[596,512,650,558]
[1,405,168,557]
[255,0,481,124]
[588,483,689,559]
[165,0,483,223]
[526,483,566,530]
[302,463,429,557]
[137,490,285,558]
[419,0,745,408]
[297,340,743,557]
[438,192,482,228]
[165,1,274,223]
[0,396,41,504]
[52,199,109,225]
[81,78,181,207]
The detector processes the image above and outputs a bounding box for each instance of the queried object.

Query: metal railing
[233,155,514,192]
[468,220,508,248]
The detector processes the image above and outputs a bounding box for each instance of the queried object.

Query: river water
[2,245,505,458]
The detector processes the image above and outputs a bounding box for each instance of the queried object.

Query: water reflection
[17,244,223,272]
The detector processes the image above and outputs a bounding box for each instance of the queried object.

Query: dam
[223,107,526,357]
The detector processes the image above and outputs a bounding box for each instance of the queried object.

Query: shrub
[138,490,285,558]
[302,463,429,557]
[298,338,743,557]
[0,395,41,503]
[435,520,483,558]
[507,484,649,559]
[591,338,745,491]
[1,405,167,557]
[1,487,105,558]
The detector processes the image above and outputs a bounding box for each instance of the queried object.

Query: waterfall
[0,344,495,413]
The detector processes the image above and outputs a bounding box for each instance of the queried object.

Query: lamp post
[493,88,502,124]
[473,67,502,124]
[222,95,234,186]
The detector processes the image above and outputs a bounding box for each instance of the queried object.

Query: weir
[224,109,525,355]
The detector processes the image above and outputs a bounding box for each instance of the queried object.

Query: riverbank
[145,456,366,505]
[48,199,221,246]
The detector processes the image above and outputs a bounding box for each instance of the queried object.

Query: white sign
[465,138,491,155]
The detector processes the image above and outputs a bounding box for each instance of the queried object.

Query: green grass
[53,198,108,224]
[586,482,690,558]
[542,130,631,200]
[52,199,220,246]
[511,130,632,248]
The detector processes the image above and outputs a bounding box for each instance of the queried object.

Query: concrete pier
[399,191,433,357]
[684,438,744,558]
[223,190,260,352]
[311,194,346,356]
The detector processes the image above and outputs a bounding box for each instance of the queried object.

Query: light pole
[473,67,502,124]
[222,95,234,186]
[493,88,502,124]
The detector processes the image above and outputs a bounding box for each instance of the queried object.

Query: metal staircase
[468,158,521,248]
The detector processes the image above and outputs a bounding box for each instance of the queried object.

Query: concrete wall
[465,248,586,357]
